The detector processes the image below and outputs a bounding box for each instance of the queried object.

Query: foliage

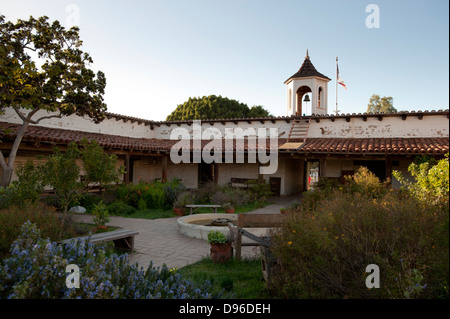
[0,221,221,299]
[163,179,186,207]
[0,160,45,208]
[393,154,449,207]
[178,257,269,299]
[166,95,271,121]
[42,143,82,215]
[173,191,195,208]
[207,230,228,244]
[1,140,125,213]
[246,180,273,203]
[114,179,186,210]
[0,15,107,187]
[107,201,136,216]
[79,138,124,189]
[270,166,449,299]
[0,204,63,258]
[367,94,397,113]
[343,166,390,198]
[91,201,110,227]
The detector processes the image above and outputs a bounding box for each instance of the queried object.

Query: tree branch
[33,113,63,124]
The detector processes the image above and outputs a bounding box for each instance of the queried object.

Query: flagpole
[335,56,338,114]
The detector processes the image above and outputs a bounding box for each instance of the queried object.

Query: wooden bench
[185,204,222,215]
[60,229,139,252]
[228,178,259,189]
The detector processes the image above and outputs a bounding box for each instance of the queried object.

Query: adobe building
[1,54,449,195]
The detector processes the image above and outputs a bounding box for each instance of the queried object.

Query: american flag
[337,64,347,90]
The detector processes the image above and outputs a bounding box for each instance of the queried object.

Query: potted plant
[92,201,110,232]
[207,230,233,263]
[173,199,185,216]
[280,208,287,214]
[173,191,194,216]
[223,202,235,214]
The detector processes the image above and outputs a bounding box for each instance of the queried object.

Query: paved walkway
[72,194,301,270]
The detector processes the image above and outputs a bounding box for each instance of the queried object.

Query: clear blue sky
[1,0,448,121]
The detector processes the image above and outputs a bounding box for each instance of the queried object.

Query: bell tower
[285,50,331,116]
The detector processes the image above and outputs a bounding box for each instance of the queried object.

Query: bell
[303,94,311,102]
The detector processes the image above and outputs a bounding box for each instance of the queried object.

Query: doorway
[305,160,320,190]
[198,162,214,187]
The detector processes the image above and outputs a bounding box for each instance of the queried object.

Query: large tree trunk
[0,166,14,188]
[0,120,30,187]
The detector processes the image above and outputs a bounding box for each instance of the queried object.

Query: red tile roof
[296,138,449,154]
[1,122,448,155]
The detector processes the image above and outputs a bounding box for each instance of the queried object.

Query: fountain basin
[177,213,237,241]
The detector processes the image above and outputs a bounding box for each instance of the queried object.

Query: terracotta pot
[210,243,233,263]
[173,207,185,216]
[225,208,235,214]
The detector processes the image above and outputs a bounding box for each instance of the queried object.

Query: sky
[0,0,448,121]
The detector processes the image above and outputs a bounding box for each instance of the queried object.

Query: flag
[337,64,347,90]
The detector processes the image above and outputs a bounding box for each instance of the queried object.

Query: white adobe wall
[167,162,198,189]
[1,107,156,139]
[154,120,293,140]
[307,114,449,138]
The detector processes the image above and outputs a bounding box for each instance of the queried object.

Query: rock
[69,206,86,214]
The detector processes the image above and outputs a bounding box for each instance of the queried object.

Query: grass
[60,222,119,240]
[107,200,272,220]
[178,257,272,299]
[110,208,176,219]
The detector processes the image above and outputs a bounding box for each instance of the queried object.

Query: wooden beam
[162,155,168,182]
[124,153,131,184]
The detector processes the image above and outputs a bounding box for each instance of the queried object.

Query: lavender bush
[0,221,221,299]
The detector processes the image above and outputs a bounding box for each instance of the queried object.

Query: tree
[166,95,271,121]
[367,94,397,113]
[0,15,107,187]
[42,143,82,215]
[393,153,449,207]
[41,139,123,215]
[79,138,124,190]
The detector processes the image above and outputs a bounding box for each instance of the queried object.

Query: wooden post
[124,153,131,184]
[320,156,326,179]
[385,156,392,184]
[162,155,168,182]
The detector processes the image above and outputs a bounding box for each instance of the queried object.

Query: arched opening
[318,87,323,109]
[296,86,311,116]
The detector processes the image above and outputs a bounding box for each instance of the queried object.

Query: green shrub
[246,180,272,203]
[393,153,449,207]
[71,193,103,213]
[113,179,185,210]
[91,201,110,227]
[271,190,448,298]
[271,165,449,299]
[163,179,186,207]
[107,201,136,216]
[344,166,390,198]
[0,203,63,258]
[173,191,195,208]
